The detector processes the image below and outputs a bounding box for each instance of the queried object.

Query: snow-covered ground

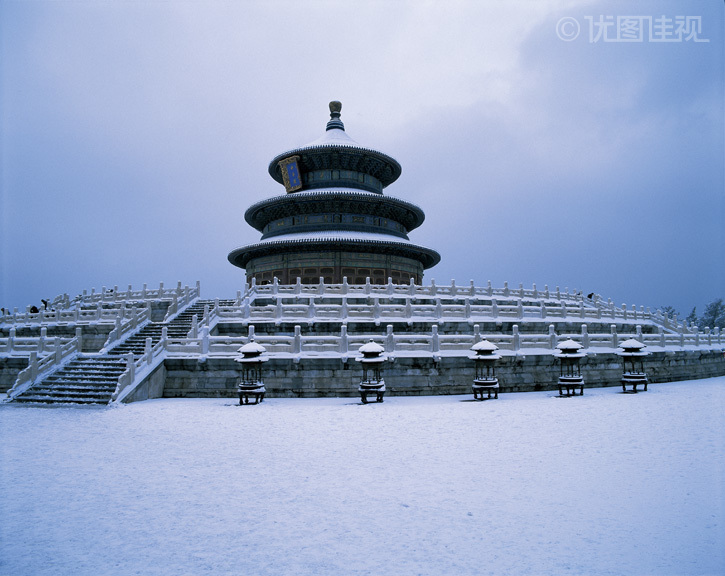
[1,379,723,576]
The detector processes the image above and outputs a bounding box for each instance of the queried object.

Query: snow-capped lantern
[356,340,386,403]
[234,339,269,404]
[617,338,650,393]
[469,339,501,400]
[555,338,586,396]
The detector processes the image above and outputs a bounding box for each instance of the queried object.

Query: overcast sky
[1,0,723,318]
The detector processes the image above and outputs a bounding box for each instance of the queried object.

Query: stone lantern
[618,338,650,392]
[555,338,586,396]
[470,339,501,400]
[234,339,268,404]
[356,340,386,403]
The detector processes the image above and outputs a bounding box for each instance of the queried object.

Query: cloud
[1,0,722,317]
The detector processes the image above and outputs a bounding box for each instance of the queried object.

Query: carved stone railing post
[30,351,38,383]
[126,352,135,385]
[293,325,301,354]
[341,297,348,319]
[431,325,439,353]
[39,327,47,354]
[200,328,209,355]
[340,325,348,354]
[308,298,316,321]
[386,325,395,353]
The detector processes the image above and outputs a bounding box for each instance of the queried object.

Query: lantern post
[555,338,586,396]
[470,339,501,400]
[356,340,386,403]
[618,338,650,393]
[234,339,268,404]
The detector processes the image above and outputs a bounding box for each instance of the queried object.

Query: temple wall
[161,349,725,399]
[246,251,423,285]
[0,357,29,392]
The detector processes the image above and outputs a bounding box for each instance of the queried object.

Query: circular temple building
[228,101,440,285]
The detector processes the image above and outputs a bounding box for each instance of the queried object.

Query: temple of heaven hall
[228,101,440,286]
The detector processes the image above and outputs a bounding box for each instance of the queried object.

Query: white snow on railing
[6,333,83,400]
[162,322,722,361]
[111,328,169,403]
[1,281,201,327]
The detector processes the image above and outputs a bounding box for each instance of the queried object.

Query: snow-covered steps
[10,299,236,405]
[170,299,236,336]
[106,300,235,357]
[107,323,166,357]
[12,357,127,405]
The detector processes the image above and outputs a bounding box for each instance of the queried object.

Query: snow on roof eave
[232,229,438,248]
[256,230,415,243]
[268,128,401,180]
[305,127,359,147]
[245,188,427,216]
[271,135,400,165]
[228,234,441,268]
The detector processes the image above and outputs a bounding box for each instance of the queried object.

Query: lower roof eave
[228,238,441,270]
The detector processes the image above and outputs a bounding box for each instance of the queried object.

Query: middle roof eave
[244,189,426,232]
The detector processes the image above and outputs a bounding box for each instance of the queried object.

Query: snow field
[1,378,723,576]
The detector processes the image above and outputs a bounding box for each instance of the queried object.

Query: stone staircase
[11,357,128,405]
[11,299,232,405]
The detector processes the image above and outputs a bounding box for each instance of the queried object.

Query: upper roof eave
[267,141,402,187]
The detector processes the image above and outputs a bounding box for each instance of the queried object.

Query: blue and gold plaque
[278,155,302,192]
